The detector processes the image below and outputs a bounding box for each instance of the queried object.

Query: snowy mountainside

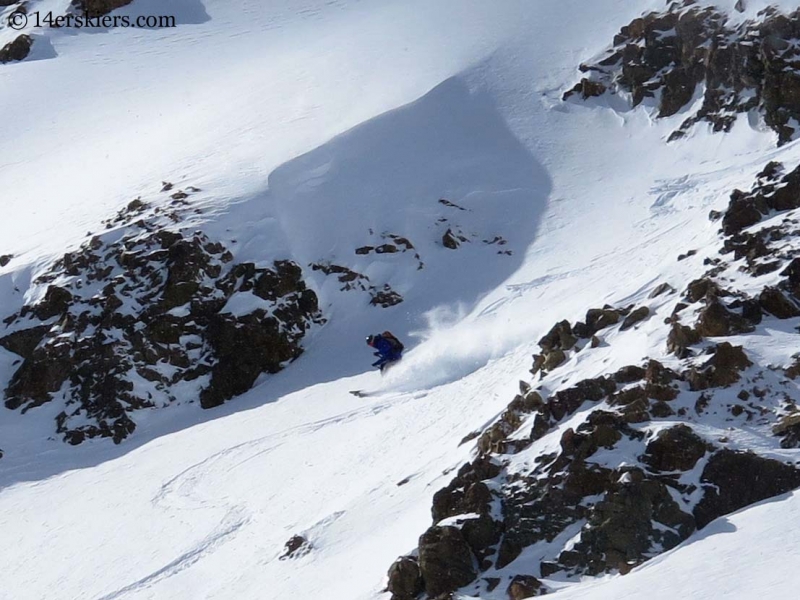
[387,160,800,599]
[2,1,800,600]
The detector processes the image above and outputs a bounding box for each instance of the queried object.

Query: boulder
[722,193,766,234]
[280,535,311,559]
[686,278,719,303]
[687,342,751,391]
[781,257,800,295]
[649,282,674,298]
[542,349,566,371]
[418,526,477,597]
[506,575,545,599]
[538,320,577,352]
[370,287,404,307]
[585,307,621,333]
[620,306,650,331]
[33,286,73,321]
[387,556,424,600]
[666,322,701,357]
[642,425,709,472]
[613,365,646,384]
[760,286,800,318]
[773,413,800,449]
[0,35,33,64]
[694,298,753,337]
[442,229,460,250]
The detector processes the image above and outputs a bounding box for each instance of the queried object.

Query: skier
[366,331,404,372]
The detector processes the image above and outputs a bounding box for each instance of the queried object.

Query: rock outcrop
[0,188,323,444]
[565,4,800,145]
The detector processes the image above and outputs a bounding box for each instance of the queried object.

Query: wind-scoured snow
[2,0,800,599]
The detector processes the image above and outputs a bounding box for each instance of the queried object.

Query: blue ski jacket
[371,335,402,366]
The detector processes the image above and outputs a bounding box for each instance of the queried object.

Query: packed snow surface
[2,0,800,599]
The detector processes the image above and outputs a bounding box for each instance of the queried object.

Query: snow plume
[381,301,535,393]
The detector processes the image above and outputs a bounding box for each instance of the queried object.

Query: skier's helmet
[366,335,375,346]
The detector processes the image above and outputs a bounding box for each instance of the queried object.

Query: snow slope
[549,491,800,600]
[2,0,800,599]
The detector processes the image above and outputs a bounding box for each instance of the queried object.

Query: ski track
[93,514,248,600]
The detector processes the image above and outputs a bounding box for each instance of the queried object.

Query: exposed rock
[32,286,73,321]
[280,534,312,559]
[563,79,607,100]
[781,256,800,296]
[200,309,307,409]
[567,5,800,145]
[642,425,709,472]
[1,196,323,444]
[477,391,545,455]
[418,526,477,597]
[506,574,545,599]
[387,556,424,600]
[432,457,503,523]
[666,322,701,357]
[773,412,800,449]
[538,320,577,353]
[620,306,650,331]
[585,307,622,333]
[0,325,50,360]
[542,349,566,372]
[613,365,646,384]
[644,359,679,386]
[530,353,546,375]
[694,450,800,528]
[568,467,695,575]
[311,262,402,306]
[0,254,12,267]
[759,286,800,318]
[649,282,674,298]
[547,376,616,422]
[685,278,720,303]
[370,287,404,308]
[650,401,675,418]
[687,342,751,390]
[0,35,33,64]
[719,163,800,237]
[439,198,467,211]
[442,229,461,250]
[694,298,753,337]
[722,190,768,235]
